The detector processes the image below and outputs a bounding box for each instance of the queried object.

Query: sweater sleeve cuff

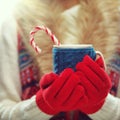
[88,94,120,120]
[23,95,53,120]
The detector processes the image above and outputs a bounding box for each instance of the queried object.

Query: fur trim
[55,0,119,60]
[15,0,119,75]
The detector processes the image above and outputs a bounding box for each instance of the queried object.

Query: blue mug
[52,44,101,74]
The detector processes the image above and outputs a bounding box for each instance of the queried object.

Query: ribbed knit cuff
[81,100,105,114]
[36,90,58,115]
[18,95,53,120]
[88,94,120,120]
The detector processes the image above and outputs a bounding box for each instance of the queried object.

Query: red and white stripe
[30,26,60,54]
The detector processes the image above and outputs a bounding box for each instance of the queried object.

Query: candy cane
[30,26,61,54]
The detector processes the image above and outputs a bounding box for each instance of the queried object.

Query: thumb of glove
[40,72,58,89]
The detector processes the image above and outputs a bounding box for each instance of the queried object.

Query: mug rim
[53,44,93,48]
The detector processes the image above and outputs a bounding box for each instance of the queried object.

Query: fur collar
[15,0,119,75]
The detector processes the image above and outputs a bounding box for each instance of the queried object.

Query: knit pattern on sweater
[107,51,120,96]
[18,34,40,100]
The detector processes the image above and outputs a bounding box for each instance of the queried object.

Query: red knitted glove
[36,68,85,115]
[75,55,112,114]
[36,73,59,115]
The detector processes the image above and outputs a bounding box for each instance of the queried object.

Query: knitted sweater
[0,15,120,120]
[0,15,52,120]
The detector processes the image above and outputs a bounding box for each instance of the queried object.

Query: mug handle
[96,51,106,70]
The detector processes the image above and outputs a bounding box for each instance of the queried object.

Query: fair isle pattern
[18,34,40,100]
[107,51,120,96]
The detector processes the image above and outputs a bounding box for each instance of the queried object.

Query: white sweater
[0,15,120,120]
[0,15,52,120]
